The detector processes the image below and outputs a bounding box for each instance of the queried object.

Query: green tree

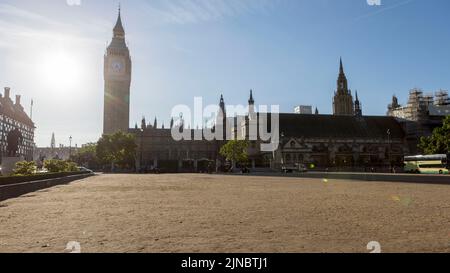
[418,116,450,154]
[220,140,250,166]
[44,159,77,173]
[96,131,137,170]
[13,161,37,176]
[71,143,99,169]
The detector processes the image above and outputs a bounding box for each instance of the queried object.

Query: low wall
[246,172,450,185]
[0,172,94,202]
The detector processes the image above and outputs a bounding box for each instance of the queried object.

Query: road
[0,174,449,253]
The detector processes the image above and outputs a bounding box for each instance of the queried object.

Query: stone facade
[240,111,407,170]
[103,8,132,135]
[102,11,410,172]
[333,58,355,116]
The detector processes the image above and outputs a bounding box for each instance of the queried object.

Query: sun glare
[39,49,83,89]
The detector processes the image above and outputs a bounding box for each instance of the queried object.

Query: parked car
[78,167,94,173]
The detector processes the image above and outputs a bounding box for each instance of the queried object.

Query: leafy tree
[220,140,249,166]
[71,143,99,169]
[66,161,79,172]
[418,116,450,154]
[13,161,37,176]
[44,159,77,173]
[96,131,137,170]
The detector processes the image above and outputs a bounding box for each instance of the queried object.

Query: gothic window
[286,154,291,163]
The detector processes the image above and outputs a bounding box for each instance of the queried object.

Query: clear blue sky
[0,0,449,147]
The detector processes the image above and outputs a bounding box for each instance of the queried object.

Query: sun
[39,49,83,89]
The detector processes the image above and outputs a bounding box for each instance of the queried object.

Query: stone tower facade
[333,58,354,116]
[103,8,132,135]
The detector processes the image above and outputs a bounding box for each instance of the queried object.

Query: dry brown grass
[0,174,449,253]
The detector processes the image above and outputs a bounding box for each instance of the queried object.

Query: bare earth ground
[0,174,449,253]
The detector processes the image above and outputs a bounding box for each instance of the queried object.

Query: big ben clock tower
[103,7,132,135]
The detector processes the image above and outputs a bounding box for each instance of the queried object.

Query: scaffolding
[434,90,450,106]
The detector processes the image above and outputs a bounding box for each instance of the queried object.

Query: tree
[220,140,249,166]
[96,131,137,170]
[71,143,99,169]
[418,116,450,154]
[13,161,37,176]
[44,159,78,173]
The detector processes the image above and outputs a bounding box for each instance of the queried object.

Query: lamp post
[387,129,391,172]
[139,129,144,173]
[69,136,73,160]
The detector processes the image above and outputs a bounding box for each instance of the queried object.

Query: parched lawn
[0,174,449,253]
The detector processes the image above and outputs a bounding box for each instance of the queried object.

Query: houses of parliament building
[103,9,416,172]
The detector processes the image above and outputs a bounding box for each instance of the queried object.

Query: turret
[354,91,362,117]
[141,117,146,130]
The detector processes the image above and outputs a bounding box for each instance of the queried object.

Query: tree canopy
[71,143,99,169]
[418,116,450,154]
[96,131,137,169]
[219,140,249,165]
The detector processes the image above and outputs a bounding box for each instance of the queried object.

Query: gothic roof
[113,8,125,37]
[107,7,128,52]
[275,114,405,140]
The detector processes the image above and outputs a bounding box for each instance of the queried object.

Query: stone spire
[51,133,56,149]
[354,91,362,117]
[248,89,255,106]
[333,57,355,116]
[219,94,226,116]
[141,116,146,130]
[113,4,125,39]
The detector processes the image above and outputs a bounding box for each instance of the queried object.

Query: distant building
[34,134,80,162]
[294,105,313,115]
[387,89,450,154]
[102,10,409,172]
[241,96,407,170]
[388,89,450,120]
[0,87,35,162]
[34,145,80,162]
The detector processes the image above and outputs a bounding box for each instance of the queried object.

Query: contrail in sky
[354,0,416,22]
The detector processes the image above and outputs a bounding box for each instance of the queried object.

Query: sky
[0,0,449,147]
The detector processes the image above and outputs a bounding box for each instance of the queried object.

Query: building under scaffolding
[387,89,450,154]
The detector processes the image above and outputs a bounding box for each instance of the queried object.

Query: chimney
[15,95,21,105]
[4,87,10,99]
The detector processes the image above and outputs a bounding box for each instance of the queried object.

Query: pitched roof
[0,97,34,128]
[275,113,405,139]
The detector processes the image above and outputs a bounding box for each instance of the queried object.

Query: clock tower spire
[103,6,132,135]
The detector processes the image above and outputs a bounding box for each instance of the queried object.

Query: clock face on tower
[111,60,125,73]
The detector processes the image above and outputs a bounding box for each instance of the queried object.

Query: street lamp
[140,129,144,173]
[387,129,391,172]
[69,136,73,159]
